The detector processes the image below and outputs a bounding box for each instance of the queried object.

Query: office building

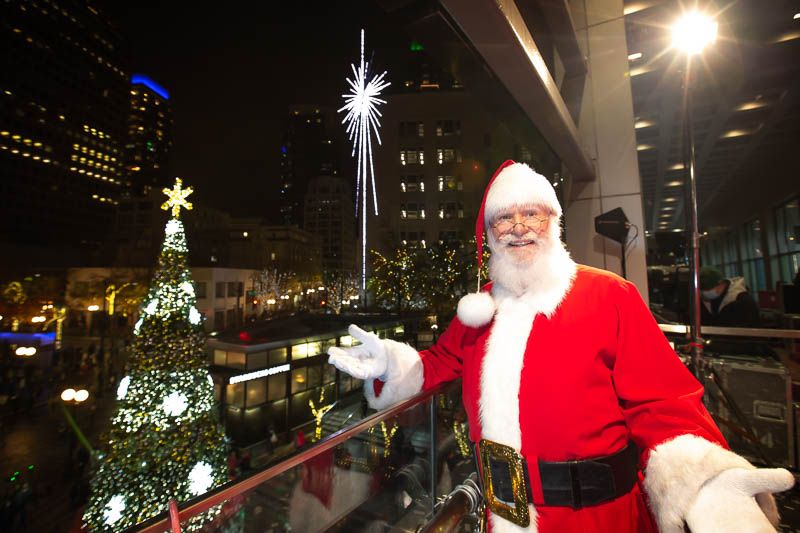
[303,175,357,276]
[0,0,129,254]
[124,74,173,194]
[278,105,343,226]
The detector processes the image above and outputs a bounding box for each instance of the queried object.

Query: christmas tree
[83,178,228,531]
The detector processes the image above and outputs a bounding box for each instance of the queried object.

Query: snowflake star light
[188,461,214,496]
[161,177,194,218]
[338,29,390,291]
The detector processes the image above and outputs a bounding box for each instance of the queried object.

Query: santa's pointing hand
[328,325,388,381]
[686,467,794,532]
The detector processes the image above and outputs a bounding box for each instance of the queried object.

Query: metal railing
[131,380,455,533]
[658,324,800,339]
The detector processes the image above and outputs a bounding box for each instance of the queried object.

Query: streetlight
[61,388,89,404]
[15,346,37,357]
[671,10,717,378]
[61,387,90,459]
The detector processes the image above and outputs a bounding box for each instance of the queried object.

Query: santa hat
[456,160,563,328]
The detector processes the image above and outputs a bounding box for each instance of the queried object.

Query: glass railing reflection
[132,378,477,533]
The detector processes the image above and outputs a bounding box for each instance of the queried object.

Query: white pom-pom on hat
[457,291,496,328]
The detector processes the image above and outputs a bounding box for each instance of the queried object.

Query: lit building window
[436,148,461,164]
[401,175,424,192]
[436,176,462,192]
[400,149,424,165]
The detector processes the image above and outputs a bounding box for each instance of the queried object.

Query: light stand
[672,11,717,378]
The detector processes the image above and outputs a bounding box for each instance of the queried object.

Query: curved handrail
[658,323,800,339]
[131,380,454,533]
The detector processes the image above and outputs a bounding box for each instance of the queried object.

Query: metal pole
[683,55,703,378]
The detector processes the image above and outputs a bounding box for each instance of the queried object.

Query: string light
[369,239,489,312]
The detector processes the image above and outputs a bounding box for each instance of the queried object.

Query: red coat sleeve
[418,316,468,390]
[611,279,727,464]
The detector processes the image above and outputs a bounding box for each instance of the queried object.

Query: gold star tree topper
[161,177,194,218]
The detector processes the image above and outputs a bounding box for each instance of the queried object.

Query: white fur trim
[644,434,754,533]
[484,163,562,223]
[476,242,576,531]
[480,291,540,532]
[488,507,539,533]
[363,340,423,410]
[457,291,496,328]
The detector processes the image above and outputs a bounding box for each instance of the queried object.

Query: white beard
[488,231,572,299]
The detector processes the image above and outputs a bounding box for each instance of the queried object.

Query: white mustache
[497,232,542,245]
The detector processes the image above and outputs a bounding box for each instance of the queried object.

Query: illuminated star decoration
[188,461,214,496]
[117,376,130,400]
[103,495,126,525]
[161,177,194,218]
[163,391,189,417]
[338,29,390,291]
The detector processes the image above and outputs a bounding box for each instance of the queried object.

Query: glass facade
[211,322,405,446]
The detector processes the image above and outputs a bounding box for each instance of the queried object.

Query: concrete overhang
[440,0,596,182]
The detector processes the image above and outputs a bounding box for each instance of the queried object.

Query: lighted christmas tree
[83,178,228,531]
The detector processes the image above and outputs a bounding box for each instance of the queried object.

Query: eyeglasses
[491,213,549,234]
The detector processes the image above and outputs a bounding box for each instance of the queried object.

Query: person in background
[700,267,760,327]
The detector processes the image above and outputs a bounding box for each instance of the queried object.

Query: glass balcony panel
[136,380,472,533]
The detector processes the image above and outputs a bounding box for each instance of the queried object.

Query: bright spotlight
[672,11,718,55]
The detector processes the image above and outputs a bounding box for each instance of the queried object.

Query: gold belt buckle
[478,439,530,527]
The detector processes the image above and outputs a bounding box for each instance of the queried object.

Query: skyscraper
[124,75,173,195]
[278,105,341,226]
[0,0,130,256]
[304,175,357,276]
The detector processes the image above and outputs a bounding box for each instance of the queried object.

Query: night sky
[99,1,407,219]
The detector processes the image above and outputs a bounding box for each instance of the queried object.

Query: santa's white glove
[686,467,794,532]
[327,325,388,381]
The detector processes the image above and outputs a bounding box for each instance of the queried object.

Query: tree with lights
[254,268,295,312]
[323,270,358,314]
[369,240,490,316]
[83,178,228,532]
[368,247,427,312]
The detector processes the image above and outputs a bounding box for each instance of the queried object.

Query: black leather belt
[539,441,639,508]
[479,440,639,516]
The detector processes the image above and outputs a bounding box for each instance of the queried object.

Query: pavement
[1,336,120,533]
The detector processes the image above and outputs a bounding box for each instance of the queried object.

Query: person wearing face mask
[328,161,793,533]
[699,267,760,327]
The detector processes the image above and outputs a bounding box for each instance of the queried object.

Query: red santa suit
[337,161,790,533]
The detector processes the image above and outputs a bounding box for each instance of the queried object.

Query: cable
[625,223,639,257]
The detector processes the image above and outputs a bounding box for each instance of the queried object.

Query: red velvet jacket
[409,265,726,532]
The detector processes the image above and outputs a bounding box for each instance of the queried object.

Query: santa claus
[328,160,794,532]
